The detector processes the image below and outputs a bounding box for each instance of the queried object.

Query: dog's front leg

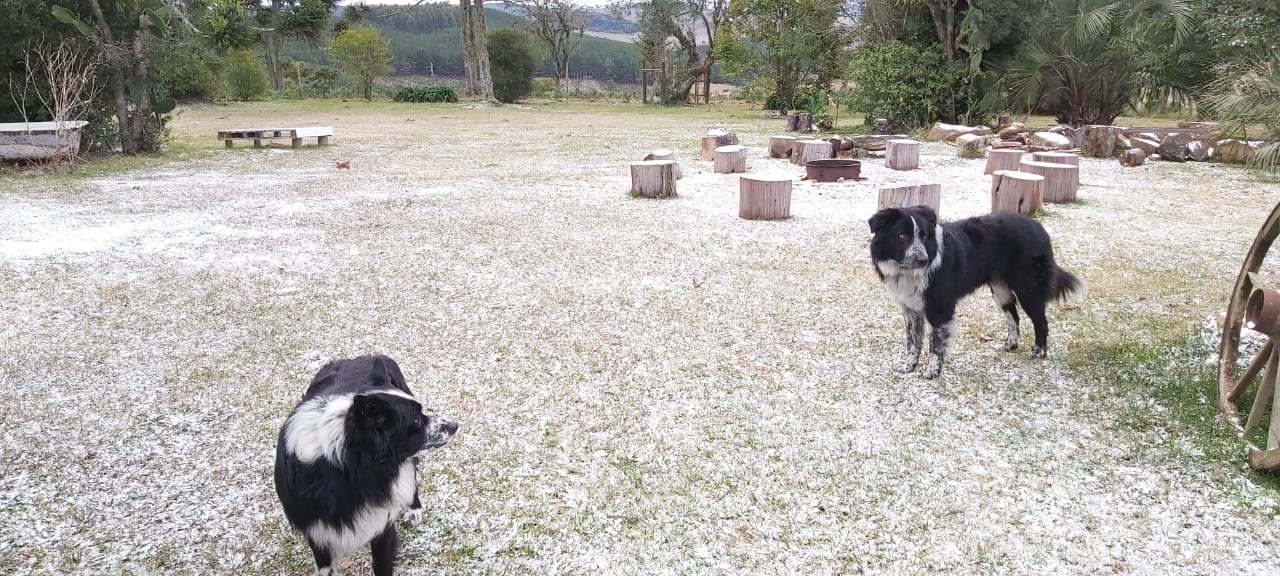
[900,308,925,372]
[922,320,954,379]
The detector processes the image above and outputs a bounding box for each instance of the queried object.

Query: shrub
[392,85,458,103]
[846,41,979,131]
[531,78,557,96]
[329,26,392,101]
[488,28,538,104]
[222,48,269,101]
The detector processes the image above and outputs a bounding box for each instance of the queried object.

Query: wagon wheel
[1218,199,1280,470]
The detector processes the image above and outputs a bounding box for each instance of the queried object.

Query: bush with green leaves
[392,85,458,103]
[846,41,978,131]
[329,26,392,101]
[222,48,270,101]
[488,28,538,104]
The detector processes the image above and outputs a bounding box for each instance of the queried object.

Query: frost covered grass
[2,101,1280,575]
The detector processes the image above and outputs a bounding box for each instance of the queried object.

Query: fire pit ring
[804,159,862,182]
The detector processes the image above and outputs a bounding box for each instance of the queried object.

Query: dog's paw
[919,366,942,379]
[402,508,424,525]
[1031,346,1047,358]
[898,359,919,373]
[1002,340,1018,352]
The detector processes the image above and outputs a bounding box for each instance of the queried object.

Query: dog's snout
[437,418,459,436]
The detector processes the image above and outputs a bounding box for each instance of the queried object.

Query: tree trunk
[878,184,941,213]
[459,0,478,96]
[713,145,746,174]
[990,170,1043,215]
[630,160,677,198]
[886,139,920,170]
[1081,125,1121,158]
[642,149,682,179]
[739,174,792,220]
[128,31,151,152]
[471,0,494,101]
[1030,151,1079,166]
[791,140,832,166]
[1119,148,1146,167]
[985,149,1024,175]
[1018,160,1078,203]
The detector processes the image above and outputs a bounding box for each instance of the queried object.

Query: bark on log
[792,139,833,165]
[1030,151,1079,166]
[991,170,1043,215]
[1081,125,1121,157]
[985,149,1025,174]
[768,136,796,159]
[1019,159,1078,203]
[713,145,747,174]
[1119,148,1146,167]
[878,183,941,213]
[956,134,987,159]
[700,130,739,161]
[739,174,792,220]
[1215,139,1257,164]
[643,148,683,179]
[787,112,813,133]
[1030,132,1073,150]
[629,160,678,198]
[885,139,920,170]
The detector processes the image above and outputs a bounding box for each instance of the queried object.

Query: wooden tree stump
[1119,148,1146,167]
[629,160,678,198]
[787,112,813,133]
[700,130,739,160]
[1081,125,1121,157]
[1030,151,1080,166]
[985,149,1024,174]
[739,174,792,220]
[643,148,683,179]
[768,136,796,158]
[878,183,941,213]
[956,134,986,159]
[990,170,1043,215]
[791,139,833,165]
[714,144,747,174]
[1018,159,1078,203]
[885,139,920,170]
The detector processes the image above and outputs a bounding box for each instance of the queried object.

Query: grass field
[1,100,1279,575]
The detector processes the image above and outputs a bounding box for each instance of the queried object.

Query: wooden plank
[293,126,334,138]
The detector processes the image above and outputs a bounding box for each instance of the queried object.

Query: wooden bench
[218,126,333,149]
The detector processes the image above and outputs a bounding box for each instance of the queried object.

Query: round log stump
[714,144,747,174]
[643,148,683,179]
[886,139,920,170]
[956,134,987,159]
[787,112,813,133]
[1018,159,1079,203]
[1081,125,1121,158]
[792,140,833,166]
[700,130,739,161]
[768,136,796,159]
[1031,151,1080,166]
[990,170,1043,215]
[878,183,941,213]
[739,175,792,220]
[630,160,678,198]
[985,149,1024,174]
[1119,148,1146,167]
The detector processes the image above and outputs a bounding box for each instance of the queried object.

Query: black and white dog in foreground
[274,355,458,576]
[869,206,1085,379]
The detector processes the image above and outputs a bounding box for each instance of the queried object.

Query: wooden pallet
[218,126,333,148]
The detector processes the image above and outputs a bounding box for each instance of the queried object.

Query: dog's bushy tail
[1049,266,1086,306]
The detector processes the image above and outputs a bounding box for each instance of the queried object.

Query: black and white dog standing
[274,355,458,576]
[868,206,1084,379]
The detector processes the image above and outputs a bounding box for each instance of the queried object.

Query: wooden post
[1081,125,1121,157]
[643,149,683,179]
[768,136,796,158]
[878,184,941,213]
[990,170,1043,215]
[629,160,678,198]
[956,134,986,159]
[1018,159,1079,203]
[700,130,739,161]
[885,139,920,170]
[985,149,1023,174]
[1031,151,1079,166]
[1119,148,1146,167]
[225,139,233,149]
[792,139,832,165]
[292,137,303,148]
[739,175,792,220]
[713,145,747,174]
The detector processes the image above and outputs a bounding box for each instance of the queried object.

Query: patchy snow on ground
[1,102,1279,575]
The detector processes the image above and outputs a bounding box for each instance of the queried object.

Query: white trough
[0,121,89,160]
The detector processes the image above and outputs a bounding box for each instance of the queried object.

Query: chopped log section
[768,136,796,158]
[985,149,1024,174]
[1030,151,1079,166]
[1081,125,1121,157]
[1119,148,1146,167]
[878,183,941,213]
[885,139,920,170]
[956,134,986,159]
[700,130,739,160]
[792,139,833,166]
[787,112,813,133]
[1018,159,1079,203]
[713,145,747,174]
[739,175,792,220]
[643,148,683,179]
[629,160,678,198]
[990,170,1043,215]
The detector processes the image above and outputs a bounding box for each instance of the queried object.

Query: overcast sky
[356,0,616,6]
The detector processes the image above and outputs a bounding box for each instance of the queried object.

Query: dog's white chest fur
[304,461,417,557]
[877,262,930,311]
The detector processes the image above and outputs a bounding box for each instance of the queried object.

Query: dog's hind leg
[900,308,925,373]
[306,539,337,576]
[990,282,1020,351]
[370,526,399,576]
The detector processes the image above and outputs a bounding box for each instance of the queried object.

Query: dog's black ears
[369,356,393,388]
[868,208,901,234]
[908,205,938,229]
[353,394,391,428]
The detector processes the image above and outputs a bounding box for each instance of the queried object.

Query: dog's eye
[898,233,909,241]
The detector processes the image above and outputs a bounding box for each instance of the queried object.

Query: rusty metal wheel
[1218,200,1280,470]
